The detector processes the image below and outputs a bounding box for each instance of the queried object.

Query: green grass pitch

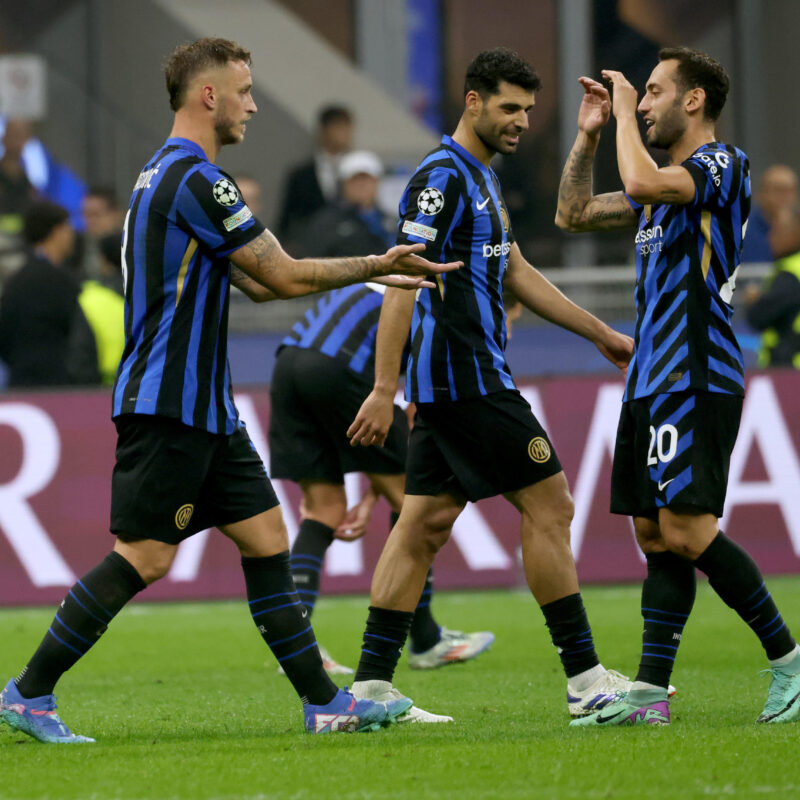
[3,579,800,800]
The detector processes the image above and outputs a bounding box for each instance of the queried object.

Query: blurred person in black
[276,105,353,241]
[296,150,391,258]
[0,119,38,278]
[0,199,99,387]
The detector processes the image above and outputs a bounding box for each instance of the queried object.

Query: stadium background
[1,0,799,605]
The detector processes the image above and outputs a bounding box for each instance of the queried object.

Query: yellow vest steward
[78,280,125,386]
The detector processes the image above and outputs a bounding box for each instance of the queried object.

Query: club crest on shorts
[175,503,194,530]
[417,187,444,216]
[528,437,551,463]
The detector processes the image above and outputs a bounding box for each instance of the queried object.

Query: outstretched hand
[379,243,462,278]
[577,76,611,135]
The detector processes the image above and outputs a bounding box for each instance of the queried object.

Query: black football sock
[409,569,441,653]
[635,551,696,688]
[353,606,414,684]
[290,519,334,616]
[15,552,146,698]
[540,593,601,679]
[243,552,337,706]
[694,532,796,660]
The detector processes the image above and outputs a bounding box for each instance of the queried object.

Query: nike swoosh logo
[658,478,675,491]
[476,197,490,211]
[301,608,308,618]
[594,709,626,724]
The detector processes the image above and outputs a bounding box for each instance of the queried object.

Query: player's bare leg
[507,472,631,716]
[368,493,463,611]
[349,493,464,722]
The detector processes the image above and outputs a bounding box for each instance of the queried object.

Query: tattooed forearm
[301,256,378,293]
[556,139,600,230]
[231,227,384,299]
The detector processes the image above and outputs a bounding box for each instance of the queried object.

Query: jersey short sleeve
[396,165,465,262]
[625,194,644,214]
[176,164,265,257]
[682,145,741,212]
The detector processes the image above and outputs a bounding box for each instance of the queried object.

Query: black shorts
[110,414,279,544]
[268,347,408,483]
[405,389,562,502]
[610,390,743,519]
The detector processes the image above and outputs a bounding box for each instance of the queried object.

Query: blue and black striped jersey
[624,142,750,401]
[279,284,384,383]
[112,137,264,434]
[396,135,516,403]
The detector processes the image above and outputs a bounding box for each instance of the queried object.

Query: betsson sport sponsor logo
[635,224,664,255]
[482,241,512,258]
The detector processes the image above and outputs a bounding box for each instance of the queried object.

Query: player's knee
[136,556,172,584]
[412,512,456,555]
[634,517,663,552]
[523,490,574,539]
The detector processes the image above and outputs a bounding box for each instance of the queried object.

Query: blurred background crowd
[1,0,799,390]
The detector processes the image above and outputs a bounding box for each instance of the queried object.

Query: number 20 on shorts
[647,423,678,466]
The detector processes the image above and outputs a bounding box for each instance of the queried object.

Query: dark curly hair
[658,47,729,122]
[464,47,541,98]
[165,37,251,111]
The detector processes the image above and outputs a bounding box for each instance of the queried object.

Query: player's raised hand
[378,243,461,278]
[577,76,611,135]
[600,70,639,120]
[347,388,394,447]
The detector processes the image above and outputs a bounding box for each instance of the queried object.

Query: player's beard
[474,114,518,156]
[647,99,687,150]
[214,104,244,146]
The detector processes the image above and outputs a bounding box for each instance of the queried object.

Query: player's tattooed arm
[230,229,460,299]
[555,137,637,232]
[229,264,278,302]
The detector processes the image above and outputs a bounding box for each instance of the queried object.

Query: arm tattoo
[229,264,253,289]
[557,146,597,227]
[237,230,380,296]
[582,194,638,229]
[557,142,638,231]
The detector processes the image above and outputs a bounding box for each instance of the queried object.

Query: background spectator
[742,165,800,264]
[276,104,354,243]
[744,250,800,369]
[80,186,123,279]
[0,199,99,388]
[0,118,37,280]
[78,229,125,386]
[296,150,391,258]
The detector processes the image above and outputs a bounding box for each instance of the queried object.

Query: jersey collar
[441,135,490,173]
[165,137,209,161]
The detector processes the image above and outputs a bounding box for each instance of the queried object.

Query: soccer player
[0,37,459,743]
[269,283,494,682]
[556,47,800,727]
[344,48,635,721]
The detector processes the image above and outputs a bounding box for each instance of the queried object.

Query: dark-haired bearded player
[558,47,800,727]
